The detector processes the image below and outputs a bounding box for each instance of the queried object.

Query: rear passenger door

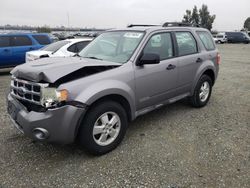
[174,31,202,95]
[135,32,178,110]
[0,36,12,67]
[10,35,34,65]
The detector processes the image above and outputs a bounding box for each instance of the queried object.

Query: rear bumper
[7,94,86,144]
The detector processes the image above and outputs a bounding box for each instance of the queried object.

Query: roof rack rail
[162,22,200,27]
[127,24,160,28]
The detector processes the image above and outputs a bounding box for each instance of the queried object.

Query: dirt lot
[0,44,249,188]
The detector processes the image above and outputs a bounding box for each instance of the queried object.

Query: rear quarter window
[32,35,51,45]
[197,31,216,51]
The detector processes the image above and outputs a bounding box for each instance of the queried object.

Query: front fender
[75,79,136,119]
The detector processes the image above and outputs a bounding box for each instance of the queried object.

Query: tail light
[216,53,221,65]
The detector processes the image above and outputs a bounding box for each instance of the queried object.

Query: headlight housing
[41,87,68,108]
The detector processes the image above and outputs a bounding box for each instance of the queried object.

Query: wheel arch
[191,67,216,95]
[74,92,134,143]
[203,69,215,85]
[86,94,133,122]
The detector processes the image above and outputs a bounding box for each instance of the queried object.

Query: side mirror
[136,53,160,66]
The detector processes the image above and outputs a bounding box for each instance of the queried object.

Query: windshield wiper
[85,56,103,61]
[74,53,81,57]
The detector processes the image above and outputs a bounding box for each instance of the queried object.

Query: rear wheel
[78,101,128,155]
[189,75,212,108]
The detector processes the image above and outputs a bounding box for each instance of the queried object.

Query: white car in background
[25,38,93,62]
[213,33,227,44]
[213,36,219,43]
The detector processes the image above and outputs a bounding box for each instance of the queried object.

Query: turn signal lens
[56,89,68,102]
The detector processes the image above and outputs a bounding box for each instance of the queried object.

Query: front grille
[10,77,46,105]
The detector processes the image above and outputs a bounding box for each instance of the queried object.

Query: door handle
[4,49,9,52]
[196,58,203,63]
[166,64,176,70]
[29,47,34,50]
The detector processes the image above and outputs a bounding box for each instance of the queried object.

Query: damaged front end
[10,57,120,109]
[10,76,65,110]
[7,57,121,143]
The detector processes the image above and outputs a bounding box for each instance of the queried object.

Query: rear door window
[0,36,10,47]
[175,32,198,56]
[197,31,215,51]
[32,35,51,45]
[11,36,32,46]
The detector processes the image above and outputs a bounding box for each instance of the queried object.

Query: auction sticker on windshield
[124,32,143,38]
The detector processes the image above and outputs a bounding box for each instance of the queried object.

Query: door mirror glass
[137,53,160,66]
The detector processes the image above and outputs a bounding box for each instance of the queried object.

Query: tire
[78,100,128,155]
[189,75,212,108]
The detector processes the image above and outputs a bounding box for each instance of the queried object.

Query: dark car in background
[0,33,52,68]
[226,32,250,44]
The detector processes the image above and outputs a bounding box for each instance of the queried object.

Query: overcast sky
[1,0,249,31]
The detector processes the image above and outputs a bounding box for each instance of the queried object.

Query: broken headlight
[41,87,68,108]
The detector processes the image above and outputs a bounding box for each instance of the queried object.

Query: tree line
[182,4,215,31]
[182,4,249,32]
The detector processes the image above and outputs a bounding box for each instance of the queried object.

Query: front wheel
[189,75,212,108]
[78,101,128,155]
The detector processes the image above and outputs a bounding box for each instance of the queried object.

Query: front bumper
[7,94,86,144]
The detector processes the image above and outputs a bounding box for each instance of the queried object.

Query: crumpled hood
[11,57,121,83]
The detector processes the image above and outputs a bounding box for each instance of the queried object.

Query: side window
[175,32,197,56]
[32,35,51,45]
[11,36,32,47]
[143,33,173,60]
[67,44,77,53]
[0,36,10,47]
[197,31,215,51]
[75,41,90,53]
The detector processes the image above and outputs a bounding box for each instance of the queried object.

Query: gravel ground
[0,44,249,188]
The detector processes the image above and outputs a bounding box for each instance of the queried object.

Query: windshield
[243,32,250,38]
[41,40,70,52]
[78,31,144,63]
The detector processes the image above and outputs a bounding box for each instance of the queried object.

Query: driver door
[134,32,178,110]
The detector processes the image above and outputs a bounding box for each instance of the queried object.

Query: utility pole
[67,12,70,31]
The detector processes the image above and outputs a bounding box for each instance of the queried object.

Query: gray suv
[7,23,220,155]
